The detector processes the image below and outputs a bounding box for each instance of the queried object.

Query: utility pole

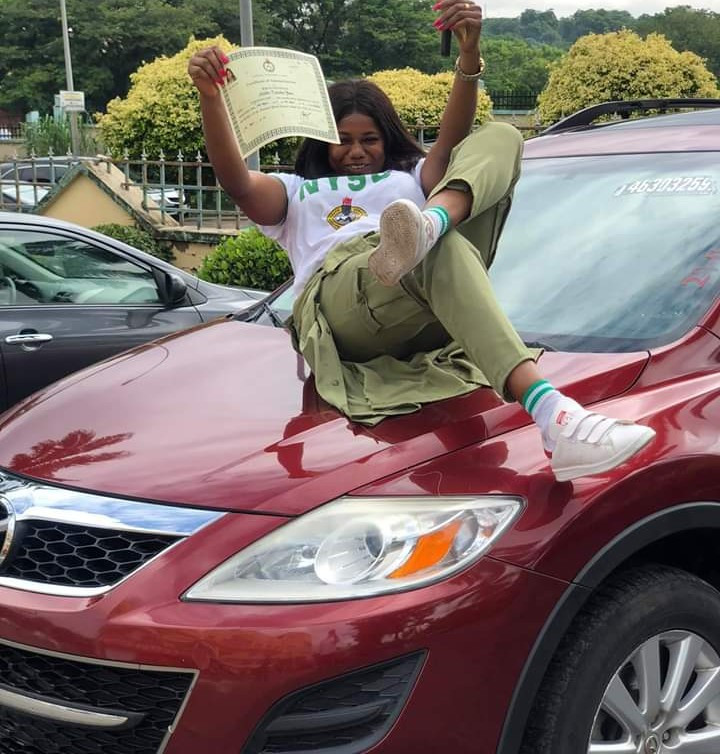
[59,0,81,155]
[239,0,260,170]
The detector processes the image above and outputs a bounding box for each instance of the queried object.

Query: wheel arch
[496,501,720,754]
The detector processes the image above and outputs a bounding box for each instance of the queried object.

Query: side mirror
[163,273,188,306]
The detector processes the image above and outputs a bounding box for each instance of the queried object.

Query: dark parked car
[0,212,264,409]
[0,101,719,754]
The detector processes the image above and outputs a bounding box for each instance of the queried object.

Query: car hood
[0,319,649,515]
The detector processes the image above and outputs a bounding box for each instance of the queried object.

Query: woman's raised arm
[188,46,289,226]
[421,1,485,194]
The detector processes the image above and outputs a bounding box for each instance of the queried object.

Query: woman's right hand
[188,46,229,99]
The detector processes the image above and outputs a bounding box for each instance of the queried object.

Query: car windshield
[491,152,720,352]
[259,151,720,351]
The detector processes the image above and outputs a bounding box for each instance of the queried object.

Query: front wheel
[521,565,720,754]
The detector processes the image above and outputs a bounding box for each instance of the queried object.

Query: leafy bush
[198,228,291,290]
[368,68,493,134]
[97,36,229,159]
[538,30,720,124]
[97,36,299,166]
[92,223,175,263]
[24,115,100,157]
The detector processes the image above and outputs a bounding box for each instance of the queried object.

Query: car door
[0,225,203,409]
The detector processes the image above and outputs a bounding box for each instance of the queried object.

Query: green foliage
[484,8,637,48]
[97,36,232,159]
[92,223,175,263]
[636,7,720,79]
[560,9,636,44]
[538,30,720,125]
[0,0,206,115]
[97,35,293,163]
[198,228,291,290]
[482,38,563,94]
[23,115,100,157]
[368,68,493,132]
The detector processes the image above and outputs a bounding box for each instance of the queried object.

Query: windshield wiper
[523,340,557,352]
[251,300,286,328]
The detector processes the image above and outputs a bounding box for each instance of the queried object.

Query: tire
[520,564,720,754]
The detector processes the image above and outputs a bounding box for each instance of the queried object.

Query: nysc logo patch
[327,197,368,230]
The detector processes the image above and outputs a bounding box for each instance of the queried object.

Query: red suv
[0,100,719,754]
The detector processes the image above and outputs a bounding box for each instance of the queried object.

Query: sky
[486,1,720,17]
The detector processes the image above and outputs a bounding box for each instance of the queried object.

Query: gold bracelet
[454,55,486,81]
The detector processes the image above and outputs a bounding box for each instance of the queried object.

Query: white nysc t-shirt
[259,161,426,295]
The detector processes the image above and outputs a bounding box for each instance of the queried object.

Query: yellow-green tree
[98,36,232,158]
[368,68,493,133]
[538,30,720,124]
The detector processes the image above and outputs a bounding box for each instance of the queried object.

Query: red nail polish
[220,54,229,64]
[432,2,441,8]
[433,19,442,28]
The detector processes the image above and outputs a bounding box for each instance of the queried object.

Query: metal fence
[0,152,260,230]
[0,119,542,229]
[488,91,540,111]
[0,123,23,140]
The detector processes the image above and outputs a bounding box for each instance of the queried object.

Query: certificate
[220,47,340,159]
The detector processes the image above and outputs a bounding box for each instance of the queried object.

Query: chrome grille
[0,471,223,596]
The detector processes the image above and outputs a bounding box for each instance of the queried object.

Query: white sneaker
[369,199,429,286]
[550,411,656,482]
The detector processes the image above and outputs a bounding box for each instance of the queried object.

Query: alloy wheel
[589,630,720,752]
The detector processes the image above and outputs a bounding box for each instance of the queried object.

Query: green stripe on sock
[525,384,554,415]
[427,206,451,235]
[522,379,552,413]
[521,379,549,409]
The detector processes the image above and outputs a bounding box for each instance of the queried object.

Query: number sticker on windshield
[615,176,717,197]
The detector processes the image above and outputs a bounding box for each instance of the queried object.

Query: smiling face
[327,113,386,176]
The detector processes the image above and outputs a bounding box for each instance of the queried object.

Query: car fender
[495,498,720,754]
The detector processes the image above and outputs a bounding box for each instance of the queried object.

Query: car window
[491,152,720,352]
[0,230,162,306]
[1,164,66,183]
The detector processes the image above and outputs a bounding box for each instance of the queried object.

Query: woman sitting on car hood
[187,0,655,482]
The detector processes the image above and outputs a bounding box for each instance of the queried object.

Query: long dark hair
[294,79,425,179]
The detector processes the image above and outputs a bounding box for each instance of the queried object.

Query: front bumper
[0,522,567,754]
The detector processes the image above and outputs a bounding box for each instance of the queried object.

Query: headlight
[184,496,523,603]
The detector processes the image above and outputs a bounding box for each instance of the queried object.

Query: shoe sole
[553,426,656,483]
[368,200,423,287]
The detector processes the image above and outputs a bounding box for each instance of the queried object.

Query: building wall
[0,141,26,161]
[40,174,133,227]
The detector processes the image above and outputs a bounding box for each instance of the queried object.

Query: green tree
[482,38,563,93]
[518,10,563,47]
[559,9,636,46]
[483,17,523,40]
[97,36,231,158]
[636,6,720,78]
[538,30,720,125]
[330,0,443,77]
[0,0,204,114]
[260,0,445,78]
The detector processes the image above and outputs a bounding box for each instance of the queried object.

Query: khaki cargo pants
[292,122,534,423]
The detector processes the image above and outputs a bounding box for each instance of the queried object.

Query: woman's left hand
[432,0,483,53]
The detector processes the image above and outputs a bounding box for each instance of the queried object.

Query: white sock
[523,380,584,452]
[421,206,451,253]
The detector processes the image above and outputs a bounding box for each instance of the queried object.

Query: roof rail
[542,98,720,135]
